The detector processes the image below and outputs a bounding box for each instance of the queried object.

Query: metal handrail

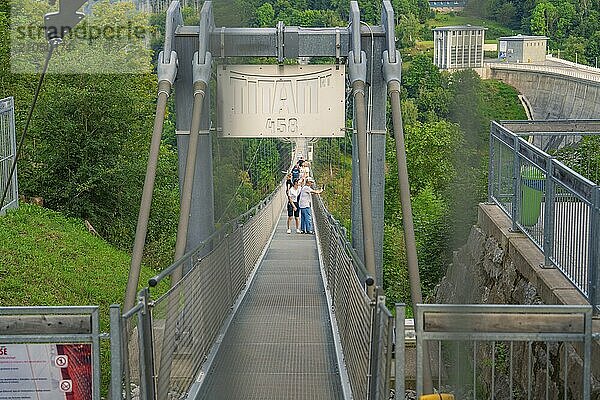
[318,196,374,286]
[121,180,286,400]
[148,179,285,287]
[0,97,18,215]
[488,120,600,310]
[313,194,393,400]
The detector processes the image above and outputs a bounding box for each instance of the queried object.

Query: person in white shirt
[301,162,310,180]
[298,177,323,234]
[287,179,301,234]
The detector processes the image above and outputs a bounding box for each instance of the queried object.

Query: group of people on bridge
[286,159,323,234]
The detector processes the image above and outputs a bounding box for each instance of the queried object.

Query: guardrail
[488,121,600,310]
[313,195,393,400]
[0,97,18,215]
[545,55,600,74]
[412,304,592,399]
[120,182,286,400]
[489,62,600,83]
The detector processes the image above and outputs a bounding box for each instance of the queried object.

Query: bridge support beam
[174,3,215,262]
[350,15,386,287]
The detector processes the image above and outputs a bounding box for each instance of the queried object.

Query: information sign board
[217,65,346,138]
[499,40,507,59]
[0,343,92,400]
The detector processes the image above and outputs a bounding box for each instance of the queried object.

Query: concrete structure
[486,63,600,119]
[498,35,548,63]
[428,0,465,12]
[433,25,485,71]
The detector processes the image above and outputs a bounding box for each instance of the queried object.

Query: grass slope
[0,204,164,391]
[0,204,160,324]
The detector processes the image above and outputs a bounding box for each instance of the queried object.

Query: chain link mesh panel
[0,97,17,215]
[314,195,393,399]
[146,184,285,399]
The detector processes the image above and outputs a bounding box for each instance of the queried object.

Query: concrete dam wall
[486,65,600,119]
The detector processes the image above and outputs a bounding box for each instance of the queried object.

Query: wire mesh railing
[313,195,394,400]
[488,121,600,310]
[0,97,18,215]
[411,304,593,399]
[120,182,286,400]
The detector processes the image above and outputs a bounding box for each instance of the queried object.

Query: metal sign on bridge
[217,65,345,138]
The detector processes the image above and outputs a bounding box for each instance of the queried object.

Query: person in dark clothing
[291,164,301,181]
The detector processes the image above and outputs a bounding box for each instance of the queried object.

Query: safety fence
[313,195,394,400]
[411,304,593,399]
[119,183,286,400]
[488,121,600,310]
[0,97,18,215]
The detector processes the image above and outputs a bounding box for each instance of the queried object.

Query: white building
[433,25,486,70]
[498,35,548,63]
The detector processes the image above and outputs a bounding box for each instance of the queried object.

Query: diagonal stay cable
[0,43,56,210]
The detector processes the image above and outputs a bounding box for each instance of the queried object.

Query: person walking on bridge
[298,177,323,234]
[287,178,301,234]
[291,162,301,181]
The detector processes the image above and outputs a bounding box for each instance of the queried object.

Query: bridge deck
[195,210,345,399]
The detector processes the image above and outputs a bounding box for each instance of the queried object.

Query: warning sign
[0,344,92,400]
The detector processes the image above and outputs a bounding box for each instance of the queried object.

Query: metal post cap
[348,50,367,85]
[157,51,178,85]
[382,50,402,85]
[193,51,212,85]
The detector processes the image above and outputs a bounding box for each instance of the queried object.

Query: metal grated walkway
[195,210,345,399]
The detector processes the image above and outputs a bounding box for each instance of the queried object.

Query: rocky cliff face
[436,225,540,306]
[434,224,598,399]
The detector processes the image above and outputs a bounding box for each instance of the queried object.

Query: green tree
[404,119,461,194]
[585,30,600,66]
[403,53,447,99]
[396,13,421,48]
[19,74,156,248]
[530,1,558,36]
[255,3,275,27]
[494,2,517,27]
[563,35,587,63]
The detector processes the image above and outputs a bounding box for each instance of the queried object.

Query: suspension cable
[0,43,56,210]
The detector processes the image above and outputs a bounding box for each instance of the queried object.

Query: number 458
[265,118,298,134]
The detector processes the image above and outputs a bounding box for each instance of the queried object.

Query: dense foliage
[1,0,290,271]
[464,0,600,65]
[316,52,526,309]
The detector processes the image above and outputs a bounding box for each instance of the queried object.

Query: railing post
[225,232,234,303]
[512,135,521,231]
[109,305,123,400]
[415,304,423,397]
[587,186,600,312]
[584,306,593,398]
[368,287,383,400]
[542,157,555,268]
[394,304,405,400]
[137,288,156,400]
[488,123,495,203]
